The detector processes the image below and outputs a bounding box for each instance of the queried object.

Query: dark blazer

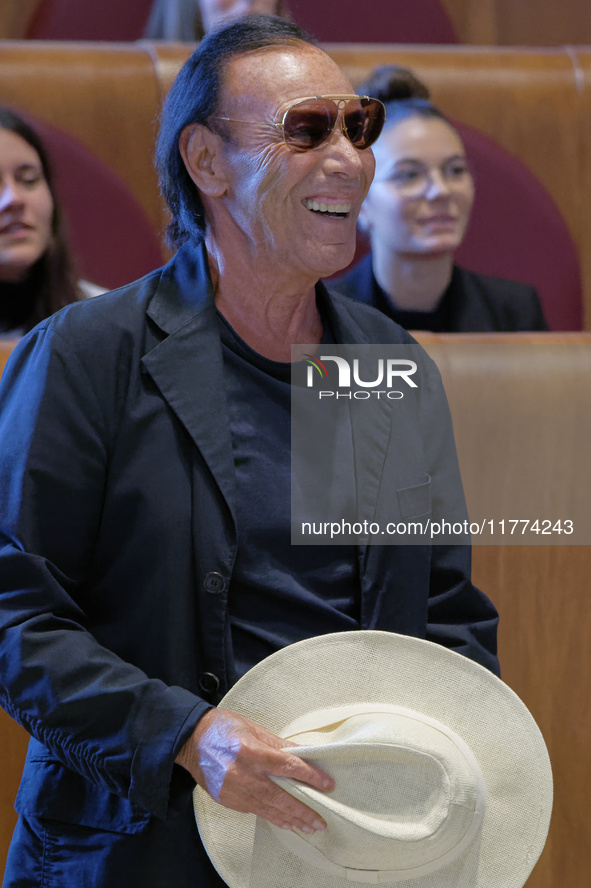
[0,241,498,884]
[330,254,548,332]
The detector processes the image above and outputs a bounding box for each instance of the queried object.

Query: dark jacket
[0,241,498,880]
[330,254,548,332]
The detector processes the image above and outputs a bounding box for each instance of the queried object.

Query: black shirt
[217,311,360,682]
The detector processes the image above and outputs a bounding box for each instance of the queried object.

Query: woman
[331,66,547,332]
[0,107,103,338]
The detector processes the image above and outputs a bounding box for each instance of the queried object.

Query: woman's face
[0,128,54,282]
[359,115,474,258]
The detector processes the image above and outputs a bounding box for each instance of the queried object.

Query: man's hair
[155,14,316,247]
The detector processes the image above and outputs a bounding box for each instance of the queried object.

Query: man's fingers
[185,708,335,831]
[220,774,328,832]
[248,726,335,792]
[274,746,335,793]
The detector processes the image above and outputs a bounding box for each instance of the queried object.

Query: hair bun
[359,65,430,104]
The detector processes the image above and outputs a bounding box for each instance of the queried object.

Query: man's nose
[327,126,366,172]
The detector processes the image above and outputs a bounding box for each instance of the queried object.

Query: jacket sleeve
[0,323,208,821]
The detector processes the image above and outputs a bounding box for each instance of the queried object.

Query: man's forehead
[219,44,354,112]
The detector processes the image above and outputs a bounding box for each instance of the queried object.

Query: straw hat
[193,631,552,888]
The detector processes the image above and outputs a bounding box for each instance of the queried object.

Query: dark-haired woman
[330,66,547,332]
[0,108,104,338]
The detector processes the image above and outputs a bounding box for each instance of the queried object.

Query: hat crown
[271,704,485,881]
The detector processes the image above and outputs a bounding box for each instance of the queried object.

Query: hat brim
[193,630,552,888]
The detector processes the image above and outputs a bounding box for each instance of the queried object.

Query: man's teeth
[303,199,351,214]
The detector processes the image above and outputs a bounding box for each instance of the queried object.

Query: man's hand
[175,707,334,833]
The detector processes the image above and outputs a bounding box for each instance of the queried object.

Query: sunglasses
[210,95,386,153]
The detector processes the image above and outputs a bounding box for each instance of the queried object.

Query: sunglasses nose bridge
[318,99,347,148]
[330,99,355,143]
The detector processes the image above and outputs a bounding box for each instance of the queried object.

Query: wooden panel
[0,712,29,879]
[574,48,591,337]
[0,0,40,39]
[472,545,591,888]
[442,0,591,46]
[0,342,18,378]
[0,341,27,879]
[440,0,499,43]
[413,331,591,888]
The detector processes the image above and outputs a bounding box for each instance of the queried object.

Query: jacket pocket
[16,755,151,835]
[396,474,432,519]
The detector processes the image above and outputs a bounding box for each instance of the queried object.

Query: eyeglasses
[381,158,473,198]
[210,95,386,153]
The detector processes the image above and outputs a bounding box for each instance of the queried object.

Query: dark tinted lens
[343,98,385,149]
[282,99,337,150]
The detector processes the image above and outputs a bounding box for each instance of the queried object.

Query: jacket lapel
[141,242,237,520]
[317,285,402,620]
[318,285,398,525]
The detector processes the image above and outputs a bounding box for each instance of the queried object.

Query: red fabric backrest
[289,0,458,43]
[20,113,163,290]
[454,123,582,331]
[26,0,154,40]
[26,0,458,43]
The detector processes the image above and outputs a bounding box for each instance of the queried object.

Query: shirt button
[203,572,227,593]
[199,672,220,694]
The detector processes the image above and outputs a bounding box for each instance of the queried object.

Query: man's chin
[315,241,357,280]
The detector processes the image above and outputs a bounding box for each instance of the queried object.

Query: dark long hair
[0,107,80,334]
[155,14,315,248]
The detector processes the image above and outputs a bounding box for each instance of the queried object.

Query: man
[0,16,498,887]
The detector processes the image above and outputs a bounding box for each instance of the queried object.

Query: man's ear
[179,123,229,197]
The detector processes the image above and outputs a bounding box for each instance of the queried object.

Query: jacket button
[203,571,227,593]
[199,672,220,694]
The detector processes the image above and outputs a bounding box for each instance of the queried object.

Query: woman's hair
[155,13,316,247]
[358,65,453,131]
[0,106,80,333]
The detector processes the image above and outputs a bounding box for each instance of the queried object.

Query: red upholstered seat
[289,0,458,44]
[25,0,154,41]
[454,122,582,331]
[26,0,458,44]
[20,113,163,290]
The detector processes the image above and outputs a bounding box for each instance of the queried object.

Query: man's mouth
[302,198,352,219]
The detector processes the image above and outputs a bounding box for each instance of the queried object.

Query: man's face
[208,45,376,284]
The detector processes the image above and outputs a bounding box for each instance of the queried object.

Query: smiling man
[0,15,498,888]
